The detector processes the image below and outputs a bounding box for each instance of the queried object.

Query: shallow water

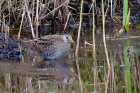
[0,27,140,93]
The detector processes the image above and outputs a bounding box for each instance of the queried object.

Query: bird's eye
[66,37,68,39]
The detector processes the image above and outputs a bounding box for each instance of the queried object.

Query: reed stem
[75,0,84,93]
[24,0,35,38]
[101,1,110,68]
[123,0,128,26]
[18,6,25,39]
[92,0,97,91]
[35,0,39,38]
[101,0,110,93]
[64,12,71,30]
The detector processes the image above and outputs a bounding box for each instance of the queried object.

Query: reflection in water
[74,28,140,93]
[30,60,74,84]
[0,59,77,93]
[0,58,74,85]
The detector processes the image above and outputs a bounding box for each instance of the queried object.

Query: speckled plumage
[22,34,74,60]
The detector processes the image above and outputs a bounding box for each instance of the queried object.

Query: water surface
[0,27,140,93]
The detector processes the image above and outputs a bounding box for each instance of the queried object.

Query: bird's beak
[69,38,74,43]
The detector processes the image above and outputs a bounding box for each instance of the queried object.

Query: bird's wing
[28,35,63,54]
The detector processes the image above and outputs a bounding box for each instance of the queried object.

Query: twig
[64,12,71,30]
[114,27,125,38]
[39,0,70,22]
[24,0,35,38]
[84,41,93,46]
[18,7,25,39]
[35,0,39,38]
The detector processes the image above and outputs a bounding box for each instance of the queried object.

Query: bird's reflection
[0,58,74,84]
[29,60,74,84]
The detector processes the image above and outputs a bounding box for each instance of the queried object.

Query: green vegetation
[123,0,130,31]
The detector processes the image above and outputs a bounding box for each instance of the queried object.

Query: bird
[21,34,74,60]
